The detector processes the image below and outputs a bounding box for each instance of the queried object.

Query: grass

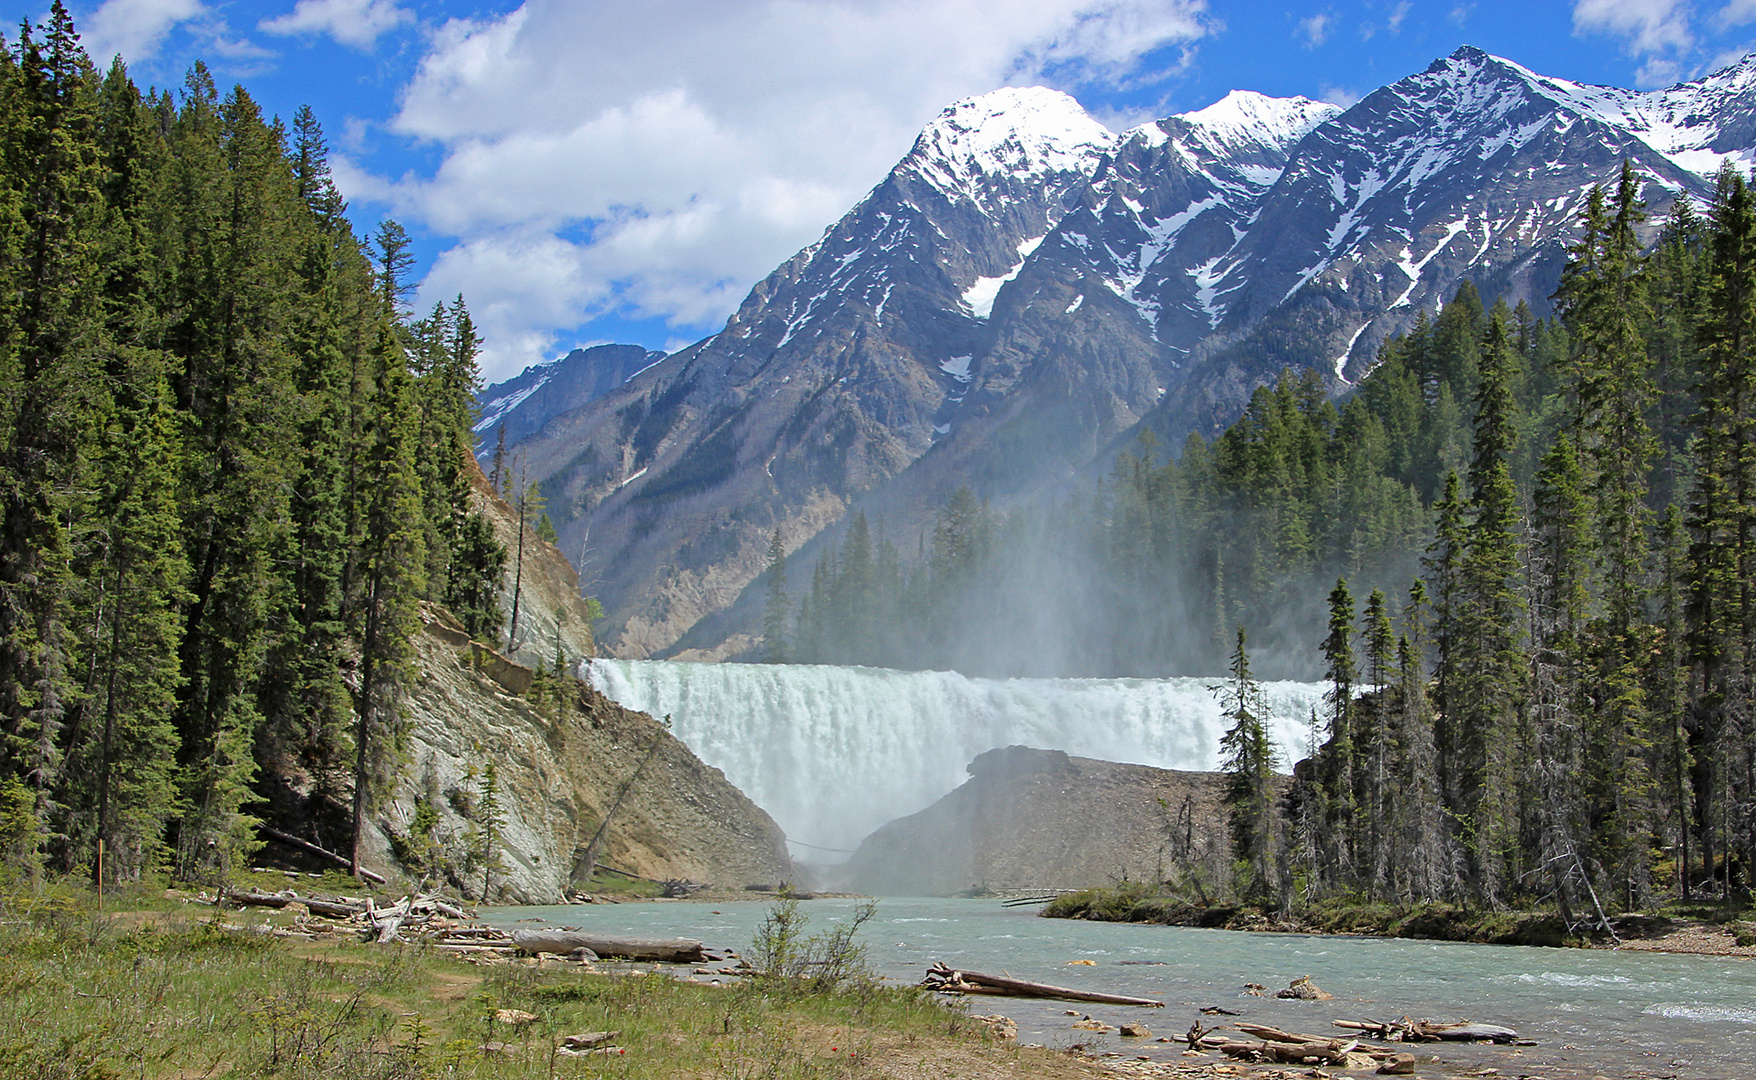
[0,886,1010,1080]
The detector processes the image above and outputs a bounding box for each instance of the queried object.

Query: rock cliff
[344,458,793,902]
[844,745,1229,896]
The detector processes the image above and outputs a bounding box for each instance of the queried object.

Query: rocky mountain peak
[903,86,1116,213]
[485,48,1756,663]
[1169,89,1340,161]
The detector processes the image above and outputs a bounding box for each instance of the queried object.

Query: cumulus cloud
[1298,11,1332,47]
[356,0,1213,380]
[260,0,414,49]
[1573,0,1695,55]
[80,0,206,64]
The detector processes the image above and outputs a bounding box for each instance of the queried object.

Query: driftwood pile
[205,888,728,967]
[215,887,499,948]
[921,962,1165,1006]
[1332,1017,1523,1044]
[1177,1022,1403,1067]
[1173,1017,1526,1068]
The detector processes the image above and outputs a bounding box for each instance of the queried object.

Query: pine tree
[0,1,105,840]
[1315,579,1357,887]
[1219,628,1280,901]
[762,529,789,664]
[349,325,427,876]
[1446,309,1528,901]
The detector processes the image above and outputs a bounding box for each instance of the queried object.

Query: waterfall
[586,659,1327,858]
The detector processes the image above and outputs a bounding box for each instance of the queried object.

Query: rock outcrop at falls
[844,745,1228,896]
[331,458,793,903]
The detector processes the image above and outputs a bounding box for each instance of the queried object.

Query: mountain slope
[495,48,1756,661]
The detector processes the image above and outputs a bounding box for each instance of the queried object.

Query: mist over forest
[771,277,1566,682]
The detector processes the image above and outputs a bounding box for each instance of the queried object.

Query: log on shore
[222,888,364,919]
[257,825,387,884]
[1333,1018,1520,1044]
[510,929,707,962]
[921,962,1163,1007]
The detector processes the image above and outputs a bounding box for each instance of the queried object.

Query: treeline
[1276,163,1745,910]
[768,282,1568,679]
[779,159,1756,909]
[0,6,506,888]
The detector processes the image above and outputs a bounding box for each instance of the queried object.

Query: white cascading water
[586,660,1327,859]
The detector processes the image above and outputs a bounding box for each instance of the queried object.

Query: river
[485,895,1756,1079]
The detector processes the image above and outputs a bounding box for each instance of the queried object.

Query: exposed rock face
[347,458,792,902]
[475,344,666,451]
[489,50,1756,661]
[843,745,1227,896]
[468,453,596,672]
[363,605,792,902]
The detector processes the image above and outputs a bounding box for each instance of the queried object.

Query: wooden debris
[920,962,1164,1007]
[561,1031,619,1050]
[1172,1023,1410,1067]
[256,824,387,884]
[509,930,706,962]
[1333,1017,1521,1043]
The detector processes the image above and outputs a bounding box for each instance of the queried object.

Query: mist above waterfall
[587,659,1326,857]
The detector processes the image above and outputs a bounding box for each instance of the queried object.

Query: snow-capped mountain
[490,47,1756,660]
[475,343,665,451]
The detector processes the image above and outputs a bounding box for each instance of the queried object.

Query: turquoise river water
[486,896,1756,1079]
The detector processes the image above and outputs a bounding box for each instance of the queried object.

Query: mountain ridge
[482,46,1756,662]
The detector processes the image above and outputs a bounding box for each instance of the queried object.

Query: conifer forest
[0,6,505,887]
[784,160,1756,911]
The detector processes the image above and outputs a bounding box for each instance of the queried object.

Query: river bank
[1038,885,1756,958]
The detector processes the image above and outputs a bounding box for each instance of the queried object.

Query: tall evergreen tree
[1220,628,1280,901]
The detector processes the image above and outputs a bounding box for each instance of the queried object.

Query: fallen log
[1332,1018,1520,1044]
[1414,1021,1519,1043]
[257,825,387,884]
[510,929,707,962]
[1212,1037,1359,1065]
[921,962,1163,1007]
[221,888,364,920]
[224,888,296,909]
[371,896,412,943]
[301,896,367,919]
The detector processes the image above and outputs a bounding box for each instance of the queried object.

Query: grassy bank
[1041,883,1756,949]
[0,884,1067,1080]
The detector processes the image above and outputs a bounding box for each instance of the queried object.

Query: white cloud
[366,0,1214,380]
[1636,55,1685,82]
[1720,0,1756,27]
[259,0,413,50]
[1388,0,1412,32]
[1298,11,1332,47]
[1573,0,1695,56]
[1319,84,1361,107]
[80,0,205,64]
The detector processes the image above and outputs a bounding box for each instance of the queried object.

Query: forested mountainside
[488,48,1756,662]
[0,5,520,887]
[796,161,1756,909]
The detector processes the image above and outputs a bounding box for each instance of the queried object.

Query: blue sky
[21,0,1756,383]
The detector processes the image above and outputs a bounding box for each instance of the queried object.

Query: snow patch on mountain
[906,87,1117,213]
[1174,90,1340,158]
[961,234,1047,319]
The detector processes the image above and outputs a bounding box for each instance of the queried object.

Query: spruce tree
[1219,628,1280,901]
[762,529,789,664]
